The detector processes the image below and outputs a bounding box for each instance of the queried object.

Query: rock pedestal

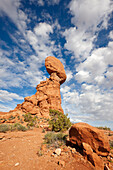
[1,56,66,119]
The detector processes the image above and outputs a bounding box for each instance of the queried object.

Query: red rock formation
[69,122,110,157]
[82,142,104,170]
[0,56,66,120]
[45,56,66,84]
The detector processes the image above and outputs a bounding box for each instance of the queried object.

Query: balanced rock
[45,56,66,84]
[0,56,66,120]
[69,122,110,157]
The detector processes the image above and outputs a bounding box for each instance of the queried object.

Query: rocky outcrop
[69,122,110,170]
[82,142,104,170]
[69,122,110,156]
[0,56,66,120]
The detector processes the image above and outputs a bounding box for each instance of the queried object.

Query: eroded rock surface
[69,122,110,170]
[45,56,66,84]
[69,122,110,157]
[0,56,66,120]
[82,142,104,170]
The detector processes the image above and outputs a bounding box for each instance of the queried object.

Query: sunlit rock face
[69,122,110,157]
[2,56,66,118]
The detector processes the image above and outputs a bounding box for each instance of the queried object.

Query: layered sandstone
[0,56,66,120]
[69,122,110,157]
[69,122,110,169]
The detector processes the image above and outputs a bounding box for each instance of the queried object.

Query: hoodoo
[0,56,66,119]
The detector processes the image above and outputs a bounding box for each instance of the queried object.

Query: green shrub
[44,132,67,147]
[42,129,45,133]
[108,132,113,136]
[109,140,113,149]
[24,113,37,127]
[24,113,32,122]
[0,123,27,132]
[0,124,10,133]
[96,126,111,131]
[8,115,15,120]
[44,132,56,144]
[12,123,27,131]
[17,116,20,120]
[44,132,67,144]
[49,109,71,132]
[37,147,43,157]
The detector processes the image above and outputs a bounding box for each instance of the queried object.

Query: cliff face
[1,56,66,118]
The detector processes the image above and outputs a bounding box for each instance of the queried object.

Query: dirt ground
[0,128,113,170]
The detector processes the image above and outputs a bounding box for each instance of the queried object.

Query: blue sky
[0,0,113,129]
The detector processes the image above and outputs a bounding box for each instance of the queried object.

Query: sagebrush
[44,131,67,148]
[49,109,71,132]
[0,123,27,133]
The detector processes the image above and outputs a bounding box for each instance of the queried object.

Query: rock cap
[45,56,66,84]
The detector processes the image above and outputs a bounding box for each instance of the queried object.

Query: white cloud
[75,70,90,83]
[75,42,113,88]
[61,86,71,93]
[69,0,113,31]
[62,83,113,122]
[46,0,60,5]
[66,70,73,82]
[109,31,113,39]
[38,0,44,6]
[0,90,23,102]
[63,0,113,60]
[29,0,60,6]
[0,0,28,32]
[0,104,12,112]
[63,27,95,60]
[26,22,61,60]
[34,22,53,37]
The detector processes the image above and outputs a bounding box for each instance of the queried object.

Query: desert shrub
[8,115,15,120]
[17,116,20,120]
[44,132,56,144]
[44,131,67,148]
[108,132,113,136]
[96,126,111,131]
[42,129,45,133]
[37,147,43,157]
[20,119,24,124]
[109,140,113,149]
[49,109,71,132]
[0,124,10,133]
[11,123,27,131]
[0,123,27,132]
[24,113,37,127]
[24,112,32,122]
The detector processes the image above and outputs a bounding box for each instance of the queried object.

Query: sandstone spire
[3,56,66,118]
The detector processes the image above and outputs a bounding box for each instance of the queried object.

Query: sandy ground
[0,128,113,170]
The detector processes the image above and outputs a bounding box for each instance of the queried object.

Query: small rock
[67,146,72,150]
[58,160,65,167]
[107,155,111,160]
[55,148,61,156]
[15,162,19,166]
[71,148,76,153]
[109,152,113,158]
[104,164,110,170]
